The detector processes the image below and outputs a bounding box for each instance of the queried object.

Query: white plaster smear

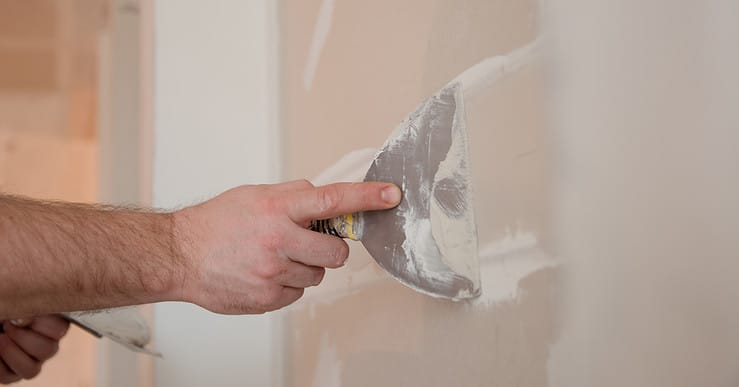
[303,0,336,90]
[310,39,541,184]
[451,39,540,100]
[473,232,558,305]
[298,231,558,306]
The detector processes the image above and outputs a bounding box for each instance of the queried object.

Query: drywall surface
[280,1,556,386]
[544,1,739,386]
[281,0,739,386]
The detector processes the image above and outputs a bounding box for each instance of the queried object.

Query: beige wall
[280,1,555,386]
[544,1,739,386]
[280,1,739,386]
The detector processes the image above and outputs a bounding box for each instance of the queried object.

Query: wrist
[169,207,201,304]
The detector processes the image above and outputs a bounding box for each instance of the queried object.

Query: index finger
[286,182,401,222]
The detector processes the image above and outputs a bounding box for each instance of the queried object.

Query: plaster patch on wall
[450,39,539,100]
[303,0,335,90]
[298,231,557,307]
[473,232,559,306]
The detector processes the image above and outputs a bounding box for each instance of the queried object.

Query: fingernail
[381,185,401,205]
[10,319,27,327]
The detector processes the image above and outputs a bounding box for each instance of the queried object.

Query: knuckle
[256,259,285,280]
[259,231,284,251]
[259,196,285,215]
[317,186,342,214]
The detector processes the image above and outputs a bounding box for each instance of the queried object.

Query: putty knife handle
[309,213,363,241]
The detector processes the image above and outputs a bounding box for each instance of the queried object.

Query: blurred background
[1,0,279,386]
[2,1,739,387]
[1,1,101,385]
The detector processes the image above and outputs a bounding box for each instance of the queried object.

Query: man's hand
[0,316,69,384]
[0,179,400,317]
[173,180,402,314]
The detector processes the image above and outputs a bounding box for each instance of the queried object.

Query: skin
[0,316,69,384]
[0,179,401,383]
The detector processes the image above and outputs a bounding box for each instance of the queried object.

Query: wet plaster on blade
[428,87,479,294]
[372,83,480,299]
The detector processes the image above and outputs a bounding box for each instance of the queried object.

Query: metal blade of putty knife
[360,82,480,300]
[310,83,480,299]
[64,307,161,356]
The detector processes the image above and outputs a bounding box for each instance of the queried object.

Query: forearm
[0,195,187,318]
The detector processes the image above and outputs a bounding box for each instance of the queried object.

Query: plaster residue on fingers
[303,0,336,90]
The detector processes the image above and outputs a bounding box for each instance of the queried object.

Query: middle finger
[276,261,326,288]
[281,226,350,269]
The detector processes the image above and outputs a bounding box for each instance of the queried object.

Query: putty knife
[311,83,480,300]
[64,308,161,356]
